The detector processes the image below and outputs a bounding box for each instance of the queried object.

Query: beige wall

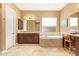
[2,3,21,19]
[0,4,2,8]
[60,3,79,33]
[0,4,3,51]
[2,3,21,50]
[21,11,60,32]
[60,3,79,20]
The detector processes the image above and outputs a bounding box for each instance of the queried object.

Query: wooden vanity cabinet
[64,34,71,49]
[17,33,39,44]
[17,33,24,43]
[64,34,79,56]
[75,37,79,56]
[70,35,76,48]
[70,35,79,56]
[33,34,39,43]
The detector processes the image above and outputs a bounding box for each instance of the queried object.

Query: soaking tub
[40,33,63,48]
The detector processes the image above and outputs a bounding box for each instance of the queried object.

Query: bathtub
[40,33,63,48]
[46,35,62,39]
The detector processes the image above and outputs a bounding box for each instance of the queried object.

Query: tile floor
[0,44,75,56]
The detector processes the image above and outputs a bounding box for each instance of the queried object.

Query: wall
[2,3,21,50]
[60,3,79,20]
[0,4,2,8]
[60,3,79,33]
[2,3,21,19]
[0,3,3,51]
[21,11,60,32]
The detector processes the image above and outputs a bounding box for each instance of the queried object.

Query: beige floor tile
[0,44,75,56]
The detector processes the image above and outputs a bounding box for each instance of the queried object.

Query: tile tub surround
[40,33,63,48]
[0,44,75,56]
[40,39,62,48]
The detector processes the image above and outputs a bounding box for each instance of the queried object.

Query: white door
[5,5,16,49]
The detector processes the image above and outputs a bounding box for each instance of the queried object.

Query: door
[5,5,16,49]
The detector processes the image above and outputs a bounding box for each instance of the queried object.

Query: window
[70,17,78,32]
[42,17,57,32]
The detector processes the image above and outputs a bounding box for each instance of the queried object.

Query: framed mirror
[18,18,23,30]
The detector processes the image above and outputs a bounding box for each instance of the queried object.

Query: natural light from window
[42,17,57,32]
[70,17,78,32]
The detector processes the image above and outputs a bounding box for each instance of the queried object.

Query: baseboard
[1,43,18,54]
[1,49,8,54]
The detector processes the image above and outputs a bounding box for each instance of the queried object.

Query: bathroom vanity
[70,34,79,56]
[17,18,40,44]
[64,34,79,56]
[17,32,39,44]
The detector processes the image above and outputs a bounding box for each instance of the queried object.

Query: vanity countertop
[63,33,79,37]
[69,34,79,37]
[17,31,40,33]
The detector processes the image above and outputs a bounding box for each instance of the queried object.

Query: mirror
[18,18,23,30]
[69,12,79,33]
[27,20,40,32]
[20,20,40,32]
[18,18,40,32]
[60,18,68,28]
[27,20,35,32]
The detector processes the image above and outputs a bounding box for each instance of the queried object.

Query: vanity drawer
[71,36,75,39]
[76,49,79,56]
[76,41,79,49]
[76,45,79,49]
[70,35,75,40]
[76,39,79,42]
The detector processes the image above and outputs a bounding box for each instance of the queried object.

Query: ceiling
[15,3,67,11]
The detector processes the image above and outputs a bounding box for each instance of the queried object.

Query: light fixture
[25,16,36,20]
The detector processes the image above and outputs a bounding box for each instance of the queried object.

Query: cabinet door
[17,33,39,44]
[76,49,79,56]
[71,36,76,47]
[34,34,39,43]
[75,37,79,49]
[23,34,34,43]
[17,34,24,44]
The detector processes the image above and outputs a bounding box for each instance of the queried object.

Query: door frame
[5,5,16,49]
